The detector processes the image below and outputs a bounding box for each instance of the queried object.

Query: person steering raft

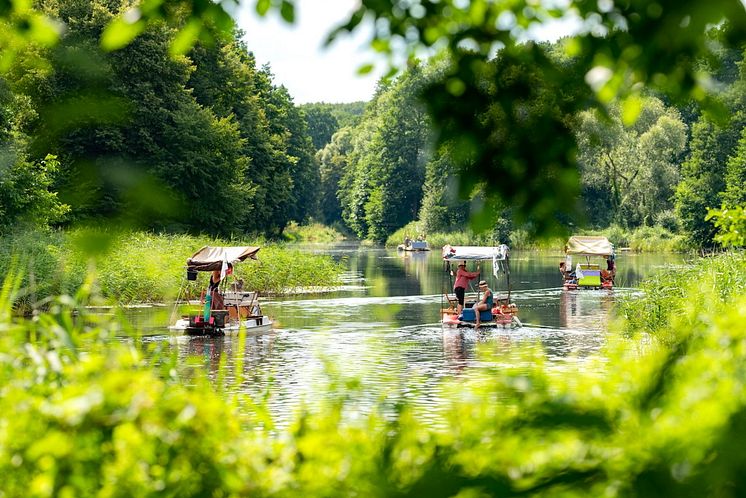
[453,261,480,315]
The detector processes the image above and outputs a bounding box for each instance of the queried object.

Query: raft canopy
[442,245,509,261]
[564,236,614,257]
[187,245,260,272]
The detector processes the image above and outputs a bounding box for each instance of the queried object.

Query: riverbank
[385,222,688,252]
[0,229,345,309]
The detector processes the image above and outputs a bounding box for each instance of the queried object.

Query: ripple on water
[134,247,672,428]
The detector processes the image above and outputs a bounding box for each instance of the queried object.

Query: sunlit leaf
[255,0,271,16]
[27,15,60,46]
[169,18,202,56]
[357,63,374,75]
[621,94,643,126]
[100,17,144,51]
[280,0,295,23]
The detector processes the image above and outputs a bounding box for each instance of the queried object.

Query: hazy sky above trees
[236,0,583,104]
[237,0,383,104]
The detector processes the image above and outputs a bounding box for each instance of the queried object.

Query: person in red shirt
[453,261,480,315]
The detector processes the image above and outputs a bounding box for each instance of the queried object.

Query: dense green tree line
[315,40,745,246]
[1,0,744,247]
[0,0,319,237]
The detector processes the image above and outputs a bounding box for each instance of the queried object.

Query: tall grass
[0,228,345,307]
[616,251,746,342]
[385,224,564,251]
[595,224,688,252]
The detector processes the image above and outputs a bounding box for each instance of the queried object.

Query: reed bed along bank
[385,223,688,253]
[0,228,344,307]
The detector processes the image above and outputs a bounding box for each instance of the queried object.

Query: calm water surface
[133,245,687,426]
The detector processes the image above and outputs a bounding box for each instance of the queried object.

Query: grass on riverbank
[282,221,347,243]
[385,222,687,252]
[2,252,746,496]
[0,228,345,307]
[616,251,746,343]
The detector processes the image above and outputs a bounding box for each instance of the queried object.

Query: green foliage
[654,209,681,233]
[316,127,353,225]
[675,114,736,246]
[626,226,688,253]
[385,222,526,249]
[0,1,321,237]
[329,0,746,232]
[301,101,366,130]
[0,285,259,497]
[575,97,688,228]
[587,225,687,252]
[0,153,69,230]
[617,252,746,342]
[0,229,344,306]
[282,221,346,243]
[418,142,471,234]
[722,128,746,207]
[675,47,746,246]
[338,65,431,242]
[706,204,746,247]
[301,104,339,150]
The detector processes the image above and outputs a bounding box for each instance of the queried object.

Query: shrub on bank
[585,224,688,252]
[386,222,691,252]
[282,221,347,243]
[385,223,507,249]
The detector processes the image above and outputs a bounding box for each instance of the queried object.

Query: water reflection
[136,245,687,426]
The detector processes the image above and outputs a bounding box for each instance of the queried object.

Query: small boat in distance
[441,244,520,328]
[397,239,430,251]
[169,245,273,336]
[560,236,616,290]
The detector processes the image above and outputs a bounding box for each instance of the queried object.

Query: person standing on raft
[453,261,479,315]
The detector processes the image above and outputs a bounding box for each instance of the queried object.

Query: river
[133,244,687,427]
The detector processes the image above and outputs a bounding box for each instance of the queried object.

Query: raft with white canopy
[441,244,520,328]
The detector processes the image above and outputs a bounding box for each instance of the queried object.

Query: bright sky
[236,0,382,104]
[235,1,584,105]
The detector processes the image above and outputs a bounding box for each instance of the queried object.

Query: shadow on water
[135,245,687,426]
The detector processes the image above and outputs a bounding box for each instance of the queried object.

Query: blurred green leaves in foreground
[0,249,745,495]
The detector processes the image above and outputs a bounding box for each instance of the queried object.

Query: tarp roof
[187,246,260,271]
[565,236,614,256]
[442,245,509,261]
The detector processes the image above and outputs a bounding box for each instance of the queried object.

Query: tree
[576,97,687,228]
[302,105,339,150]
[675,47,746,246]
[418,143,470,233]
[338,65,430,242]
[0,78,69,230]
[8,0,252,234]
[317,127,353,225]
[6,0,746,233]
